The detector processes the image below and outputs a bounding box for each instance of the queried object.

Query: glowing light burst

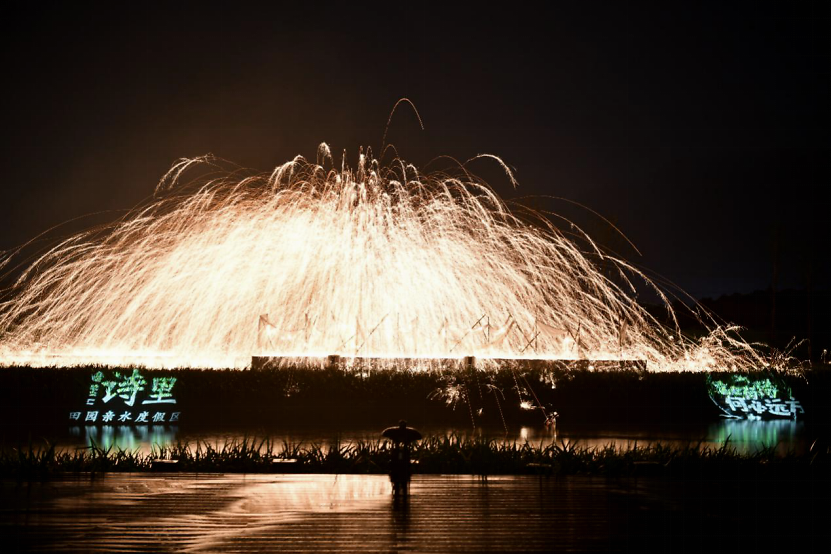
[0,145,763,370]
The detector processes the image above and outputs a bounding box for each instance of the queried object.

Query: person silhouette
[382,420,421,495]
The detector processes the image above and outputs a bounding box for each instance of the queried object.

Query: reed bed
[2,435,824,479]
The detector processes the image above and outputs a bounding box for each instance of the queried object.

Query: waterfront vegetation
[2,434,827,479]
[3,364,828,479]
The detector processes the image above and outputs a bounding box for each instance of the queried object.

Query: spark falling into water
[0,145,763,370]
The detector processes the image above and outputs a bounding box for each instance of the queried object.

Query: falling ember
[0,144,764,370]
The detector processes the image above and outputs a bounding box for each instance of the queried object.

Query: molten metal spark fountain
[0,144,763,370]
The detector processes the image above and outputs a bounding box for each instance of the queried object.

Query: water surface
[3,472,824,552]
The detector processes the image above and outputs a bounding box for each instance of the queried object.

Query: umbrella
[382,420,422,445]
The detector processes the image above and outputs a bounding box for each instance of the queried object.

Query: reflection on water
[50,419,810,456]
[708,419,804,454]
[230,474,391,513]
[174,475,393,551]
[543,421,808,455]
[3,472,821,552]
[69,424,179,452]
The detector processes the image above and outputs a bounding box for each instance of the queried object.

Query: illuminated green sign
[707,373,803,420]
[70,369,180,424]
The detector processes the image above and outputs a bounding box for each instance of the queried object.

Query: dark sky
[1,2,828,299]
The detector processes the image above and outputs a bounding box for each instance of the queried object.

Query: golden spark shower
[0,144,764,370]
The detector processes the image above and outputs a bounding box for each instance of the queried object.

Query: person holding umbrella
[382,420,422,495]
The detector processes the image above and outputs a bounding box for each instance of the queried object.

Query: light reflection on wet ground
[49,419,810,456]
[3,472,825,552]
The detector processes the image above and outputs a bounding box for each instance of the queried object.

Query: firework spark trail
[0,145,764,370]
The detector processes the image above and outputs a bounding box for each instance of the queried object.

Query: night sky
[1,2,828,300]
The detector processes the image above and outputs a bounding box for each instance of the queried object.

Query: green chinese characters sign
[70,369,180,425]
[707,373,803,420]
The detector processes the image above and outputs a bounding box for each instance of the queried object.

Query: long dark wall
[1,366,827,432]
